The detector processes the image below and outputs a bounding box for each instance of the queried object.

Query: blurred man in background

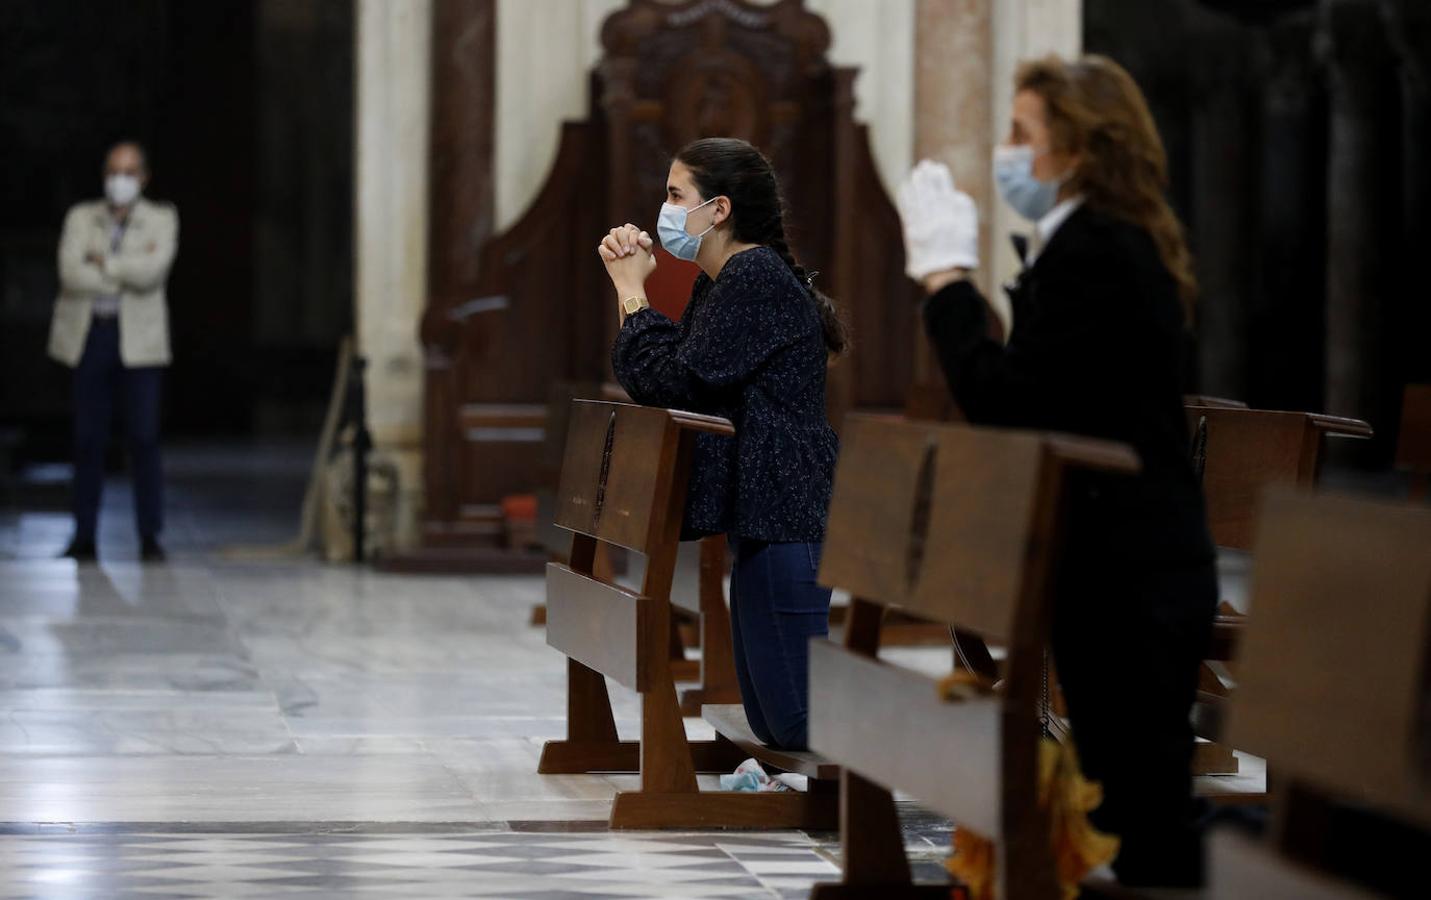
[48,141,179,562]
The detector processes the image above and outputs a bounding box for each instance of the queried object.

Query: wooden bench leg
[809,769,947,898]
[538,658,624,773]
[680,537,741,715]
[609,553,840,829]
[844,597,884,655]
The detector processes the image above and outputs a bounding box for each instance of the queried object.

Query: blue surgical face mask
[994,144,1062,221]
[657,196,718,261]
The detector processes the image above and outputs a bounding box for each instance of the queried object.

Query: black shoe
[61,538,97,562]
[140,537,167,563]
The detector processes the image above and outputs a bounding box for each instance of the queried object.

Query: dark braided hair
[674,138,849,356]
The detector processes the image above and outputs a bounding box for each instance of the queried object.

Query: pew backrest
[1226,487,1431,829]
[818,416,1139,682]
[1187,406,1373,550]
[553,400,732,554]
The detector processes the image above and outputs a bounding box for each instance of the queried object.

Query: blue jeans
[727,538,833,750]
[72,318,165,542]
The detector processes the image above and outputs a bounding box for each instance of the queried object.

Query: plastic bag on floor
[720,758,795,792]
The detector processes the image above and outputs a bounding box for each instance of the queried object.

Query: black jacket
[613,246,839,543]
[923,204,1214,567]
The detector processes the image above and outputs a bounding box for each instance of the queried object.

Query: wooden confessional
[416,0,920,566]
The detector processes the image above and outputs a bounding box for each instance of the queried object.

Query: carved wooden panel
[421,0,918,548]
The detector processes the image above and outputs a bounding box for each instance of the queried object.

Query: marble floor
[0,444,961,898]
[0,829,870,899]
[0,442,1259,897]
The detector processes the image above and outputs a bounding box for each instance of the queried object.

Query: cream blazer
[48,198,179,368]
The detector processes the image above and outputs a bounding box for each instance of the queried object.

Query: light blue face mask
[994,145,1063,221]
[657,196,718,261]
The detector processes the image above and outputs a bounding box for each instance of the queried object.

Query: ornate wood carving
[419,0,919,553]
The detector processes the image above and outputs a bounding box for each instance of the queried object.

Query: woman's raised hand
[896,160,979,282]
[598,223,656,291]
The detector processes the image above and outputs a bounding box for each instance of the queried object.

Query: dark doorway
[0,0,354,464]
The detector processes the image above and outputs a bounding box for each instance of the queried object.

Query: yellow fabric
[938,673,1119,900]
[1040,737,1120,898]
[949,826,995,900]
[936,670,996,702]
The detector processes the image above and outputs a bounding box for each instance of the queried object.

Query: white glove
[896,159,980,280]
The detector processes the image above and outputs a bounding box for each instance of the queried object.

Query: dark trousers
[1050,557,1217,887]
[72,318,164,542]
[727,538,833,751]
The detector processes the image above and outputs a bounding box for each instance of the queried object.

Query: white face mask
[993,144,1063,221]
[105,174,141,208]
[657,196,718,262]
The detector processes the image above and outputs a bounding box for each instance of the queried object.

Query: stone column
[911,0,1080,339]
[355,0,433,550]
[1320,0,1399,451]
[913,0,993,395]
[1251,14,1326,412]
[421,0,496,531]
[1385,0,1431,386]
[1189,21,1254,402]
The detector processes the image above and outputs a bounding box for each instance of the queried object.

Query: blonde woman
[897,56,1216,887]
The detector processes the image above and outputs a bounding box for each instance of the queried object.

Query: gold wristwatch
[621,295,650,316]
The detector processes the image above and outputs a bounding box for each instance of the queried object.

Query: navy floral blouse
[612,246,839,543]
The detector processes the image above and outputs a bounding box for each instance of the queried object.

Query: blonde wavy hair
[1016,55,1197,322]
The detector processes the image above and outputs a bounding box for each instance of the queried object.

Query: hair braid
[765,215,849,356]
[675,137,850,357]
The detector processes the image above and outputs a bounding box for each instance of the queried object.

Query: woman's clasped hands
[598,223,657,292]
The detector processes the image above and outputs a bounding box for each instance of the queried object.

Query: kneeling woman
[597,137,844,751]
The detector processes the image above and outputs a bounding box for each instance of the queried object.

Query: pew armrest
[1045,433,1142,476]
[1308,415,1374,440]
[668,408,736,436]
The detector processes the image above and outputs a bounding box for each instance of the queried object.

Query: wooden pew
[806,415,1140,899]
[531,383,722,691]
[538,400,837,830]
[1184,395,1248,410]
[1205,487,1431,898]
[1395,384,1431,501]
[1188,405,1373,552]
[1185,405,1371,777]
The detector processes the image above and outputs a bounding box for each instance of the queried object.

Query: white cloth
[48,198,179,368]
[896,159,980,279]
[1025,197,1084,268]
